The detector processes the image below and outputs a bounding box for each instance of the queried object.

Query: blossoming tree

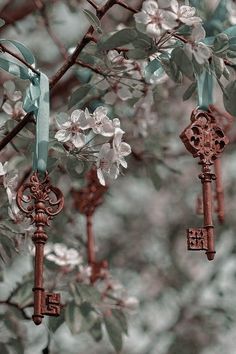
[1,0,236,353]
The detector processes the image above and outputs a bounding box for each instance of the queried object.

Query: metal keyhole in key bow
[16,171,64,325]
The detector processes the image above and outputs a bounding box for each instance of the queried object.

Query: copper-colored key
[16,171,64,324]
[180,108,228,260]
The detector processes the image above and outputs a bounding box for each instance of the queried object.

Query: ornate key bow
[16,171,64,324]
[180,108,229,260]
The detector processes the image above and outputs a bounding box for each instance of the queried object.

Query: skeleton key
[16,171,64,325]
[74,168,108,282]
[180,108,228,260]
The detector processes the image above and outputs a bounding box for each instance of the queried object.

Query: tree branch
[0,44,40,75]
[115,0,138,13]
[35,0,68,60]
[0,112,34,151]
[0,0,59,28]
[0,0,136,151]
[87,0,98,10]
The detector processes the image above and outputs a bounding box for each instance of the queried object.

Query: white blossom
[0,161,8,176]
[184,24,211,64]
[55,109,87,148]
[134,0,177,38]
[113,128,132,169]
[77,265,92,283]
[107,50,133,71]
[96,128,131,186]
[46,243,82,268]
[84,106,122,136]
[2,101,26,120]
[2,81,26,120]
[122,296,139,310]
[172,3,202,26]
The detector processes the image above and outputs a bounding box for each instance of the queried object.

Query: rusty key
[180,108,228,260]
[16,171,64,324]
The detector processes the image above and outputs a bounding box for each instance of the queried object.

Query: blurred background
[1,1,236,353]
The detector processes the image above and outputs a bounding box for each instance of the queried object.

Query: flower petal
[71,109,84,123]
[97,168,106,186]
[142,0,159,15]
[72,133,86,148]
[55,129,71,142]
[2,101,13,115]
[134,12,150,25]
[119,142,132,156]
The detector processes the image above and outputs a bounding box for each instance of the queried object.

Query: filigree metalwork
[187,228,208,251]
[180,109,229,261]
[16,171,64,325]
[41,292,61,316]
[180,108,228,165]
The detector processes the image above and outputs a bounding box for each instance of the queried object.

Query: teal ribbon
[23,72,50,174]
[197,70,213,110]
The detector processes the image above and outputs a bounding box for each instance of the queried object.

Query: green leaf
[146,165,162,190]
[89,319,103,342]
[68,84,92,109]
[223,80,236,115]
[183,81,197,101]
[228,36,236,51]
[11,282,33,308]
[212,55,224,79]
[104,315,123,353]
[98,28,137,51]
[171,47,194,80]
[222,66,230,80]
[0,57,31,80]
[213,33,229,53]
[8,339,24,354]
[0,18,5,27]
[65,301,82,334]
[0,39,35,65]
[160,55,182,83]
[79,302,98,331]
[0,344,10,354]
[112,309,128,335]
[48,313,65,332]
[145,59,164,82]
[83,9,102,34]
[224,25,236,38]
[74,284,101,304]
[127,49,147,60]
[0,234,16,263]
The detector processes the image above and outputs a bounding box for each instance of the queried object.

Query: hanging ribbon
[197,70,213,110]
[23,72,50,174]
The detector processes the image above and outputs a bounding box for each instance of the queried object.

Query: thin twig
[0,44,40,75]
[116,0,138,13]
[0,0,138,151]
[0,112,34,151]
[36,1,68,60]
[87,0,98,10]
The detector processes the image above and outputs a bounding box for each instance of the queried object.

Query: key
[16,171,64,325]
[74,168,108,282]
[180,108,228,260]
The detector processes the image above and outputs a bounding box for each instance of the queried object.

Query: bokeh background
[1,1,236,353]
